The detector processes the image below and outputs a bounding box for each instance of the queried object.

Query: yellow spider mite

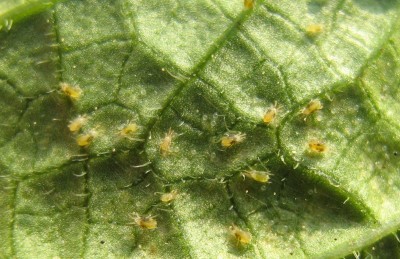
[229,224,252,245]
[263,102,280,125]
[308,139,327,153]
[220,132,246,148]
[160,128,175,156]
[302,99,323,116]
[76,130,97,147]
[306,24,323,37]
[68,115,87,133]
[244,0,255,9]
[160,190,178,203]
[243,170,271,183]
[60,82,82,100]
[119,123,138,137]
[133,214,157,230]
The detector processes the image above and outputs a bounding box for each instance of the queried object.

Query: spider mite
[60,82,82,100]
[244,0,255,9]
[160,128,175,156]
[220,132,246,148]
[229,224,252,245]
[263,102,281,125]
[119,123,138,137]
[306,24,323,37]
[301,99,323,118]
[68,115,87,133]
[76,130,97,147]
[243,169,271,183]
[160,190,178,203]
[308,139,327,154]
[132,214,157,230]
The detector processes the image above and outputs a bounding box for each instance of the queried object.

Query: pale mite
[229,224,252,245]
[120,123,138,137]
[160,190,178,203]
[60,82,82,100]
[308,139,327,153]
[68,115,87,133]
[243,170,271,183]
[160,128,175,156]
[263,102,280,125]
[76,130,97,147]
[244,0,255,9]
[220,132,246,148]
[306,24,323,37]
[133,214,157,230]
[302,99,323,116]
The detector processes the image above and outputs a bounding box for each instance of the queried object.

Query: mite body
[220,132,246,148]
[160,190,178,203]
[306,24,323,37]
[120,123,138,137]
[77,130,97,147]
[244,0,255,9]
[133,214,157,230]
[243,170,271,183]
[160,128,175,156]
[301,99,323,116]
[308,139,327,153]
[60,82,82,100]
[68,115,87,133]
[229,224,252,245]
[263,102,280,125]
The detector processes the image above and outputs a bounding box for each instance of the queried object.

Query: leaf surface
[1,0,400,258]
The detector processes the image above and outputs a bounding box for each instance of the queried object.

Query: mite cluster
[300,99,328,155]
[60,82,142,148]
[54,52,330,249]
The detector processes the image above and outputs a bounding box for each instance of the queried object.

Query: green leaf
[1,0,400,258]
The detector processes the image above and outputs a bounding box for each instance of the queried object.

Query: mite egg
[76,130,97,147]
[68,115,87,133]
[133,214,157,230]
[160,190,178,203]
[60,82,82,100]
[306,24,323,37]
[302,99,323,116]
[160,128,175,156]
[220,132,246,148]
[308,139,327,153]
[243,170,271,183]
[244,0,255,9]
[229,224,252,245]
